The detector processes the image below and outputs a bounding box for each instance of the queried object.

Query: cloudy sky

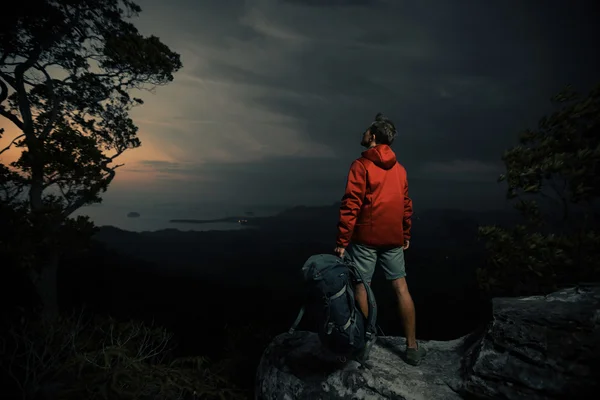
[2,0,599,211]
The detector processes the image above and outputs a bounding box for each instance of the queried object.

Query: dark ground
[1,204,508,397]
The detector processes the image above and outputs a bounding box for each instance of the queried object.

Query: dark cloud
[282,0,383,7]
[126,154,507,211]
[111,0,600,211]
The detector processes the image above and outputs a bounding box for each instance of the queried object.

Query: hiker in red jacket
[334,112,426,366]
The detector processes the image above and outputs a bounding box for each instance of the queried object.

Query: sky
[1,0,599,212]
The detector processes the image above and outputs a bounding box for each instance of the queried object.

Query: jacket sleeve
[403,175,413,242]
[336,160,367,248]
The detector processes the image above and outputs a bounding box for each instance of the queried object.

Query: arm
[336,160,367,248]
[403,177,413,243]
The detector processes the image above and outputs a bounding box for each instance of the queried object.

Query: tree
[0,0,182,317]
[477,83,600,296]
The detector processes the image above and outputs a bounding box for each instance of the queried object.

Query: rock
[255,330,473,399]
[256,286,600,400]
[461,285,600,399]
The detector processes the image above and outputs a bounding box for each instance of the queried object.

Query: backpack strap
[345,259,378,362]
[288,306,305,334]
[361,279,378,360]
[350,263,378,334]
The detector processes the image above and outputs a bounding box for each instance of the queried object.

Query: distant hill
[75,203,505,348]
[93,204,522,292]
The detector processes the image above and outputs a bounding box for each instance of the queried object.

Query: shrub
[477,83,600,296]
[0,309,244,400]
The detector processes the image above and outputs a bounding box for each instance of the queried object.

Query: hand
[403,240,410,250]
[334,246,345,258]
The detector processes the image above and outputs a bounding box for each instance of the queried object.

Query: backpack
[288,254,378,366]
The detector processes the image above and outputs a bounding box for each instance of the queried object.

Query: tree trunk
[12,44,61,320]
[30,254,60,319]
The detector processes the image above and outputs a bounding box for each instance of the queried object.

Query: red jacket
[336,144,413,249]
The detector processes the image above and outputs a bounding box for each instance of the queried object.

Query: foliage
[0,309,244,400]
[0,0,181,215]
[477,224,600,296]
[477,84,600,296]
[0,0,181,313]
[1,202,98,273]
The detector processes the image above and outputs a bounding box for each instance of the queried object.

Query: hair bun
[374,112,385,121]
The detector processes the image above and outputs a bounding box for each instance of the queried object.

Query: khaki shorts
[346,242,406,283]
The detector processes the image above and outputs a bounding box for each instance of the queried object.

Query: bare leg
[354,283,370,318]
[391,277,417,348]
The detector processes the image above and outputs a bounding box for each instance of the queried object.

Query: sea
[72,202,286,233]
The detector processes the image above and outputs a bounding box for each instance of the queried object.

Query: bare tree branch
[0,133,25,155]
[0,108,24,131]
[0,76,8,104]
[14,45,43,137]
[0,71,18,91]
[36,65,61,141]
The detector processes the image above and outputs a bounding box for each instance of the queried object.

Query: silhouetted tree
[477,83,600,296]
[0,0,182,317]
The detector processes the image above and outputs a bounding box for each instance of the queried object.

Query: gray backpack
[289,254,378,365]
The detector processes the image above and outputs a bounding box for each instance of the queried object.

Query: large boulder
[255,286,600,400]
[461,285,600,399]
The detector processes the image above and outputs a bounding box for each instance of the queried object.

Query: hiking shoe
[405,344,426,366]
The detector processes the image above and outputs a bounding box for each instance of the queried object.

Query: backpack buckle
[326,322,334,334]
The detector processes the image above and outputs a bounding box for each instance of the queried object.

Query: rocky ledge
[256,286,600,400]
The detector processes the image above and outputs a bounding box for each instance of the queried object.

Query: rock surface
[255,330,473,399]
[461,285,600,399]
[255,286,600,400]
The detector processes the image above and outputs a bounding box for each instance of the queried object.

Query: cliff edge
[256,286,600,399]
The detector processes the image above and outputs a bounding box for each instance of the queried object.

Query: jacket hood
[362,144,397,170]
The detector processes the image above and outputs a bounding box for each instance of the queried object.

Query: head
[360,112,397,148]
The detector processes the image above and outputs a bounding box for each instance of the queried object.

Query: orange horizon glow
[0,121,180,187]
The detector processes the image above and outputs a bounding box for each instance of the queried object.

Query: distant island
[170,216,252,225]
[127,212,141,218]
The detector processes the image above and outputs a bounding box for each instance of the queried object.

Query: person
[334,112,426,366]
